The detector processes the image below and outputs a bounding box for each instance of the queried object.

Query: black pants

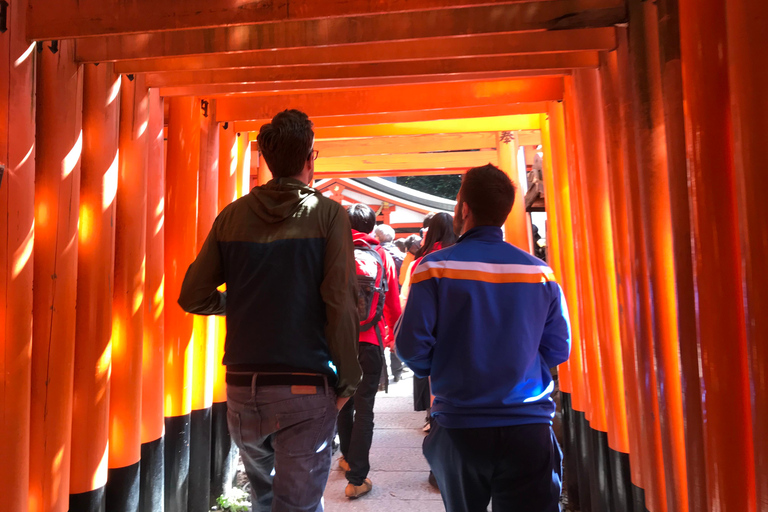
[424,422,562,512]
[389,349,404,378]
[337,343,382,486]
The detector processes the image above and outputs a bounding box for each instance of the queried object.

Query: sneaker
[338,456,351,472]
[345,479,373,499]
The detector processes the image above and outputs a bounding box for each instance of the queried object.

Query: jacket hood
[352,230,381,247]
[248,177,318,224]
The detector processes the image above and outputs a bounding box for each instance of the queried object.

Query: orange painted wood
[75,0,626,62]
[69,63,119,497]
[726,1,768,509]
[192,98,219,413]
[29,39,83,512]
[109,74,150,470]
[654,0,707,508]
[145,52,598,88]
[547,101,587,414]
[142,88,165,445]
[234,133,249,198]
[315,149,497,174]
[0,0,35,508]
[678,0,757,509]
[314,168,469,179]
[164,96,200,419]
[115,28,616,74]
[315,133,497,158]
[496,133,529,252]
[215,77,564,122]
[234,105,549,133]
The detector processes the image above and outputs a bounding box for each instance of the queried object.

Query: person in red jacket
[338,204,402,498]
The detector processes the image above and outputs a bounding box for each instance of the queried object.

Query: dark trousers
[389,349,404,378]
[337,343,382,486]
[424,422,562,512]
[226,378,337,512]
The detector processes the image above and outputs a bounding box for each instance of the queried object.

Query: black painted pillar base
[632,482,649,512]
[560,393,581,511]
[164,414,191,512]
[588,426,613,512]
[210,401,239,507]
[106,462,141,512]
[608,448,634,512]
[189,407,212,512]
[69,487,105,512]
[140,436,164,512]
[574,411,593,512]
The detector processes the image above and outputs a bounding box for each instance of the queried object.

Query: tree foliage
[396,175,462,200]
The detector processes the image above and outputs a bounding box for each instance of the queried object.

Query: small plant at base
[215,488,250,512]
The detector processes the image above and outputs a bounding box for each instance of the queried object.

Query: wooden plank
[145,51,598,88]
[315,167,469,178]
[517,130,543,146]
[315,149,498,173]
[75,0,626,62]
[215,77,564,122]
[157,71,568,98]
[114,28,616,73]
[31,0,523,40]
[314,132,498,158]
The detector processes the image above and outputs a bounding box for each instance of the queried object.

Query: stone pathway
[323,372,445,512]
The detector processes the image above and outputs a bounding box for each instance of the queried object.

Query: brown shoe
[345,479,372,499]
[338,457,351,472]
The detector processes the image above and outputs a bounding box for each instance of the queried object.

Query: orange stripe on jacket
[411,267,555,285]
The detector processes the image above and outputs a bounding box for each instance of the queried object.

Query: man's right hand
[336,396,350,411]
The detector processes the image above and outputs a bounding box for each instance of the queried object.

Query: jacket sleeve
[381,249,402,345]
[321,206,362,398]
[539,282,572,368]
[178,219,227,315]
[394,264,438,378]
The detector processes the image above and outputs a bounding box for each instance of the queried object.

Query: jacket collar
[457,225,504,243]
[352,230,381,247]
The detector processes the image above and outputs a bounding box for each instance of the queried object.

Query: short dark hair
[347,204,376,234]
[460,164,515,227]
[256,109,314,178]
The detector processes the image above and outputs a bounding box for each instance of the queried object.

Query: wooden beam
[32,0,526,40]
[145,52,598,88]
[236,103,549,132]
[316,150,497,173]
[215,77,564,122]
[517,130,543,146]
[114,28,616,74]
[315,168,469,179]
[314,132,498,158]
[157,71,567,98]
[75,0,626,62]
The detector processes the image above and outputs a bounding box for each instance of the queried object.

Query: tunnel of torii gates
[0,1,766,512]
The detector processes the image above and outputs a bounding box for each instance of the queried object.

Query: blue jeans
[226,375,338,512]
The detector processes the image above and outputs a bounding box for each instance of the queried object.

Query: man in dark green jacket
[178,109,361,512]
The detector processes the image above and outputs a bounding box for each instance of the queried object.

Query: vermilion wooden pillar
[189,97,218,512]
[257,148,272,186]
[107,73,150,512]
[164,96,200,512]
[29,39,83,512]
[141,88,165,512]
[625,3,689,512]
[598,43,648,509]
[69,63,119,512]
[726,1,768,509]
[677,0,757,510]
[0,1,35,509]
[497,132,529,251]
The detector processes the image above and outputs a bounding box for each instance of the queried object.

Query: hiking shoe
[345,479,373,499]
[338,456,351,472]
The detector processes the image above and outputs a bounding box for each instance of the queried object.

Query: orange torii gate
[0,1,765,512]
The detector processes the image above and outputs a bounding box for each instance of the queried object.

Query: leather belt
[225,372,326,388]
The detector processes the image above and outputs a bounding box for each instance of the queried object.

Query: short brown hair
[256,109,314,178]
[460,164,515,227]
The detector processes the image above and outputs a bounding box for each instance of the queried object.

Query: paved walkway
[323,372,445,512]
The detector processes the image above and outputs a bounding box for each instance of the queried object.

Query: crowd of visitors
[179,109,571,512]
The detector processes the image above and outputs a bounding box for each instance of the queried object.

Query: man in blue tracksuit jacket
[395,164,571,512]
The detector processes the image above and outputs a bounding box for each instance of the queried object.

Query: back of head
[373,224,395,244]
[417,212,457,258]
[347,204,376,234]
[257,109,314,179]
[461,164,515,227]
[422,212,436,230]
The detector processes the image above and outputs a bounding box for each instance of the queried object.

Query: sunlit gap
[78,204,94,244]
[229,140,238,177]
[93,443,109,489]
[516,145,528,195]
[137,120,148,138]
[19,143,34,168]
[132,257,147,315]
[106,76,121,107]
[154,196,165,236]
[14,43,35,68]
[153,276,165,321]
[12,221,34,279]
[103,151,119,212]
[62,131,83,178]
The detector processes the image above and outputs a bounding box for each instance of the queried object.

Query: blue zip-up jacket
[395,225,571,428]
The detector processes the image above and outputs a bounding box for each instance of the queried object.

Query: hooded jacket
[178,177,362,398]
[352,231,402,347]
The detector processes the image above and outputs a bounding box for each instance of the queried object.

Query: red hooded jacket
[352,230,402,347]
